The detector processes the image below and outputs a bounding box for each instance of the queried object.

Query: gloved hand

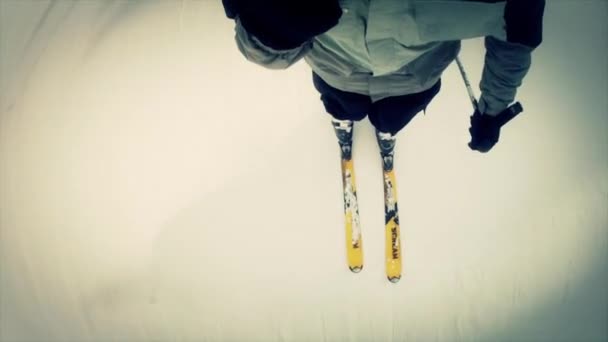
[221,0,343,50]
[468,103,523,153]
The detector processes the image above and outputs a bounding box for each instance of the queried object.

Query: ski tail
[383,168,401,282]
[333,119,363,273]
[342,158,363,272]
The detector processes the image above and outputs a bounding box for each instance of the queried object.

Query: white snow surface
[1,1,607,341]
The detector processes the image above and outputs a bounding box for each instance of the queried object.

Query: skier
[221,0,545,281]
[221,0,544,152]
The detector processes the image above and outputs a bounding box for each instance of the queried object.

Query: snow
[1,0,607,341]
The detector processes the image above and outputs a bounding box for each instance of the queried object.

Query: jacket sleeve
[234,18,313,70]
[478,37,532,114]
[478,0,545,115]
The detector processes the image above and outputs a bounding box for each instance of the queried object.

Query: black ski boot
[376,130,396,171]
[331,119,354,160]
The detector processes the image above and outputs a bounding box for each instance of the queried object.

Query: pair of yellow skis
[334,120,401,283]
[340,158,402,283]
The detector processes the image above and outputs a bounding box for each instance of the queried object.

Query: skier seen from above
[221,0,545,281]
[221,0,544,154]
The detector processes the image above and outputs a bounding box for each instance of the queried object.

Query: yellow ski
[383,169,401,282]
[332,119,363,273]
[341,158,363,272]
[377,131,401,283]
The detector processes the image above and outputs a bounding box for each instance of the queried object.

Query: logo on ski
[391,226,399,260]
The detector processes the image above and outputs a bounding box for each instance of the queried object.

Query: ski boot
[376,131,396,171]
[331,118,354,160]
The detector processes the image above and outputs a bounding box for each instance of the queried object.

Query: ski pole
[455,56,479,111]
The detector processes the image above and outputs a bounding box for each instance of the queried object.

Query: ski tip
[349,266,363,273]
[387,276,401,283]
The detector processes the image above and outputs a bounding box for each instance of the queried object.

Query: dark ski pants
[312,72,441,135]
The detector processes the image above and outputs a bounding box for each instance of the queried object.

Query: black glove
[468,103,523,153]
[221,0,343,50]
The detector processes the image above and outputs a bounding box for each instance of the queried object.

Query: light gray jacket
[232,0,540,115]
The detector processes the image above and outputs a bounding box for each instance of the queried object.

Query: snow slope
[1,1,606,341]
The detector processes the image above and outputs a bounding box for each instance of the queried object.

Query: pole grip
[496,102,524,127]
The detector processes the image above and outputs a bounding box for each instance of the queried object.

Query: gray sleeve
[234,18,312,70]
[478,35,534,115]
